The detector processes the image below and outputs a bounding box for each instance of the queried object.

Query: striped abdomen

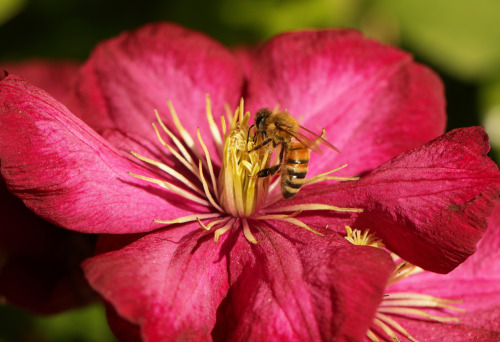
[281,141,310,199]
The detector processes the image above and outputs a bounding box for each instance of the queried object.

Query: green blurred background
[1,0,499,340]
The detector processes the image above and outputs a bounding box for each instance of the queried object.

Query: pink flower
[1,23,499,340]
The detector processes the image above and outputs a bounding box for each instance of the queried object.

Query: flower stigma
[128,95,362,244]
[344,227,465,342]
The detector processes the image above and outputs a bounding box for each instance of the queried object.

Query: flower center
[344,227,465,342]
[129,95,361,243]
[217,104,271,217]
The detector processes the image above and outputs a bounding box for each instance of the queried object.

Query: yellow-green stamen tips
[218,100,270,217]
[129,95,361,243]
[344,226,385,248]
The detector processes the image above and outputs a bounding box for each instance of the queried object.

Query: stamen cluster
[129,95,361,243]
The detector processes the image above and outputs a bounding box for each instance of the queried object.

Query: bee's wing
[297,125,340,153]
[276,123,340,154]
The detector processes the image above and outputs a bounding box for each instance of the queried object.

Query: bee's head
[255,108,272,131]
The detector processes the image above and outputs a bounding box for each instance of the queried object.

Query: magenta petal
[398,204,500,285]
[1,59,79,105]
[70,22,244,157]
[355,127,500,273]
[328,127,498,273]
[291,127,500,273]
[215,226,394,341]
[0,75,207,233]
[459,202,500,278]
[83,224,231,341]
[246,29,446,176]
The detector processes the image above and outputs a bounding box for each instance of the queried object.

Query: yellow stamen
[154,212,221,225]
[224,102,234,124]
[129,150,205,197]
[372,317,404,342]
[264,204,363,214]
[198,160,223,212]
[242,218,257,244]
[167,100,203,161]
[256,212,323,236]
[205,94,223,152]
[214,218,236,242]
[152,123,199,178]
[387,261,423,286]
[196,217,210,230]
[366,329,381,342]
[221,114,227,141]
[377,307,461,323]
[303,164,354,186]
[155,109,194,165]
[197,128,219,201]
[204,217,232,231]
[128,172,210,206]
[374,313,418,342]
[381,292,465,312]
[344,226,385,248]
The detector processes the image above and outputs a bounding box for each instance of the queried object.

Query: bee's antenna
[247,124,255,151]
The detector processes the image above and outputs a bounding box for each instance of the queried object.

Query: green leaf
[32,304,116,342]
[217,0,361,40]
[372,0,500,81]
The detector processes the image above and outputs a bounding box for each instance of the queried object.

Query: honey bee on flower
[1,22,499,342]
[248,108,340,198]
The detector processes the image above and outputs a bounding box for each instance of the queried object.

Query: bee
[248,108,339,199]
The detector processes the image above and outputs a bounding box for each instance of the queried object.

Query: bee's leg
[257,164,282,177]
[246,124,255,151]
[256,144,285,178]
[249,138,273,152]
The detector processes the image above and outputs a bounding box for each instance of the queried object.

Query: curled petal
[290,127,500,273]
[0,75,208,234]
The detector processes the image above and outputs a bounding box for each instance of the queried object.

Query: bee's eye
[256,116,263,128]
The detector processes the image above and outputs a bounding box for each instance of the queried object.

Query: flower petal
[213,225,395,341]
[0,74,209,234]
[82,224,233,341]
[1,59,79,105]
[291,127,500,273]
[246,29,445,176]
[70,22,244,160]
